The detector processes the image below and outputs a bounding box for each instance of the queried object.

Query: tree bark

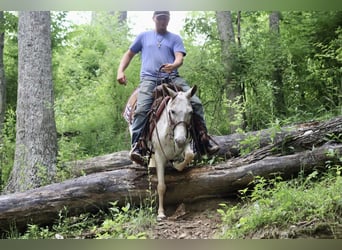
[269,11,286,116]
[0,143,340,233]
[5,11,57,193]
[215,11,243,133]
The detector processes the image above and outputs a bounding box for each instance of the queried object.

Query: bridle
[148,65,192,162]
[166,100,192,141]
[152,88,192,162]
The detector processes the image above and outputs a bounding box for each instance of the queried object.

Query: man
[117,11,219,165]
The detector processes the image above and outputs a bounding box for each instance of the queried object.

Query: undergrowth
[217,162,342,239]
[5,200,156,239]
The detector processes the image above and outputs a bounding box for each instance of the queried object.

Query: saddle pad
[122,88,138,125]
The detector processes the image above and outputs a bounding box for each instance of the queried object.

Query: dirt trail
[147,197,342,239]
[148,198,229,239]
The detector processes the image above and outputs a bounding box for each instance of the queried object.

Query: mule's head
[163,85,197,147]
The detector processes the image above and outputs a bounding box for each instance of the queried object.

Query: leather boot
[199,131,220,156]
[191,114,220,156]
[129,142,146,166]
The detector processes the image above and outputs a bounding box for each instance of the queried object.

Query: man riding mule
[117,11,219,165]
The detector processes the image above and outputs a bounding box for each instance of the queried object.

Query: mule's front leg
[157,182,166,221]
[156,158,167,221]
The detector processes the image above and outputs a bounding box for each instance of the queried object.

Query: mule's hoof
[157,214,167,222]
[173,164,185,172]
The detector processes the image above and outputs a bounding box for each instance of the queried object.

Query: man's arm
[161,52,184,73]
[117,49,136,85]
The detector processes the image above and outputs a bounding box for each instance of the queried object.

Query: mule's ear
[189,85,197,97]
[162,84,177,98]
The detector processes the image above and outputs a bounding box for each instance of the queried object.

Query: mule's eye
[170,110,176,115]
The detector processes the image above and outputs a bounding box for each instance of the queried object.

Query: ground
[146,198,342,239]
[147,198,226,239]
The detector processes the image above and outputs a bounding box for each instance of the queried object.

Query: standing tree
[215,11,243,133]
[5,11,57,193]
[269,11,286,117]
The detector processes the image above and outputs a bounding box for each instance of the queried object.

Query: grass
[216,164,342,239]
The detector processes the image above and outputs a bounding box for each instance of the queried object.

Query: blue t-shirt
[130,30,186,79]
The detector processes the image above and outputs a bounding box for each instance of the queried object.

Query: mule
[148,84,197,221]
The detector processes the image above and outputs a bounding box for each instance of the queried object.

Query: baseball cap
[153,11,170,18]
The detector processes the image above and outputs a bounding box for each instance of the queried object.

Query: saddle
[122,84,181,126]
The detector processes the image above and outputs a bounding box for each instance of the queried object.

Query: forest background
[0,10,341,191]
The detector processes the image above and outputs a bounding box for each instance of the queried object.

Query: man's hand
[160,63,175,74]
[117,71,127,85]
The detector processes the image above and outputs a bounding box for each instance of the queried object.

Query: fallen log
[0,143,340,233]
[215,116,342,158]
[71,116,342,176]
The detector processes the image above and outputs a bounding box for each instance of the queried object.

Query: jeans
[131,76,207,145]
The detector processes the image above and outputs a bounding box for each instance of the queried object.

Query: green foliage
[3,12,19,110]
[17,207,101,239]
[7,200,156,239]
[51,11,69,51]
[238,132,261,156]
[94,201,155,239]
[182,11,342,132]
[0,108,16,191]
[278,12,342,121]
[21,224,54,239]
[182,12,228,134]
[217,164,342,239]
[53,12,140,159]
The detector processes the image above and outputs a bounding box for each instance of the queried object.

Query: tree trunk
[0,143,340,233]
[215,11,243,133]
[0,117,340,232]
[269,11,286,116]
[5,11,57,193]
